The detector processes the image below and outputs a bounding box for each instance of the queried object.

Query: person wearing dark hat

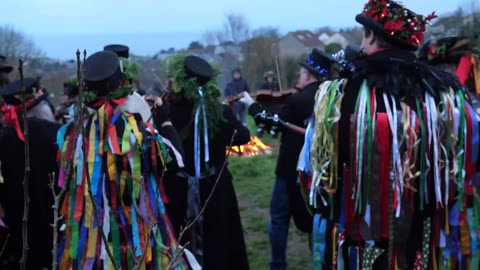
[0,55,13,89]
[224,67,250,125]
[0,113,60,269]
[0,78,60,268]
[306,1,480,269]
[104,44,130,58]
[54,79,79,123]
[55,50,187,269]
[166,54,250,270]
[1,77,56,130]
[260,70,280,92]
[239,48,337,270]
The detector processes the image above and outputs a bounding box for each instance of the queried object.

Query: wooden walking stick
[18,58,31,270]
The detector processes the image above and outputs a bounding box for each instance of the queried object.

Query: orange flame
[227,136,272,157]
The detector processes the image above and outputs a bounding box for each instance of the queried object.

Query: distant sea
[32,32,202,60]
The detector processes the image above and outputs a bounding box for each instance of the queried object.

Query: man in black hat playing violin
[239,48,338,270]
[306,1,480,269]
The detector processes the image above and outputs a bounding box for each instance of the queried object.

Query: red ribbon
[456,55,473,86]
[1,100,34,141]
[376,113,391,238]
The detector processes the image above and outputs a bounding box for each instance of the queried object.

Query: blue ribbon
[91,122,102,195]
[313,213,327,269]
[56,124,68,149]
[131,204,142,258]
[202,102,210,165]
[194,103,201,181]
[349,247,358,270]
[194,86,209,181]
[302,117,314,174]
[77,218,88,267]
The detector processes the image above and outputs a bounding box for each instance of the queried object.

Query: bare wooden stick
[0,233,10,259]
[49,172,67,270]
[18,59,31,270]
[168,130,238,269]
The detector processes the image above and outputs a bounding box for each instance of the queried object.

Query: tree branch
[0,233,9,259]
[48,172,66,270]
[18,59,31,270]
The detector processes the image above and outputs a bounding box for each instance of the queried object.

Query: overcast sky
[0,0,470,59]
[2,0,467,35]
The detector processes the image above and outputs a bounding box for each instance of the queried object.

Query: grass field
[229,117,312,270]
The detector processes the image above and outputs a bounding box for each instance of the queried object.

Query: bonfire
[227,136,273,157]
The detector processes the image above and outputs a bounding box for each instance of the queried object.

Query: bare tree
[201,31,217,46]
[0,26,44,61]
[203,13,251,46]
[251,27,280,39]
[222,13,250,45]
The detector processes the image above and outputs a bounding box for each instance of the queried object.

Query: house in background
[277,30,324,58]
[323,32,348,48]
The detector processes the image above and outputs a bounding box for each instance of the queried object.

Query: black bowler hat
[0,55,13,73]
[1,78,38,97]
[104,44,129,58]
[184,55,214,85]
[84,51,123,97]
[356,0,437,51]
[1,78,39,105]
[298,48,337,79]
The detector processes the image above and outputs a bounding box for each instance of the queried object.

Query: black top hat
[298,48,337,79]
[104,44,130,58]
[184,55,214,85]
[1,78,39,105]
[1,78,38,97]
[0,55,13,73]
[418,36,477,65]
[84,51,124,97]
[356,0,437,51]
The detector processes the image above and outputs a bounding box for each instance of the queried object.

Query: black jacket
[224,78,250,97]
[248,81,321,233]
[249,81,321,180]
[0,117,60,270]
[260,81,280,91]
[166,103,250,270]
[327,49,462,270]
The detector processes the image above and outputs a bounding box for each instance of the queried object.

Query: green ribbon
[121,122,132,155]
[70,221,79,259]
[110,212,121,266]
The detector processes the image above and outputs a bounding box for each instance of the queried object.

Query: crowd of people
[0,0,479,269]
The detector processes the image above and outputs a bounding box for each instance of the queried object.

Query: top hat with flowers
[356,0,437,51]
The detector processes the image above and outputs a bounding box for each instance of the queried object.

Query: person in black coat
[239,49,338,270]
[166,55,250,270]
[224,68,250,125]
[0,117,60,270]
[306,1,476,269]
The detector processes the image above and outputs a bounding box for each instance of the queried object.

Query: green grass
[229,117,312,270]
